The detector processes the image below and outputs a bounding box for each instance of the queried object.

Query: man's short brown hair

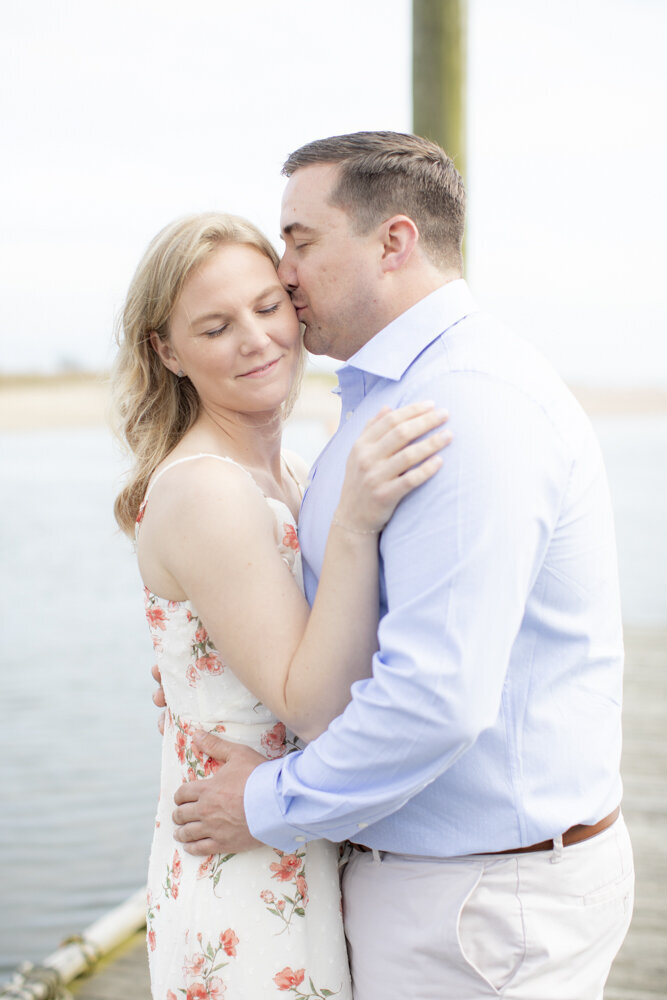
[282,131,465,272]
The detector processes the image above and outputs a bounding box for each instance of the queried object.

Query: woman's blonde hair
[111,212,304,536]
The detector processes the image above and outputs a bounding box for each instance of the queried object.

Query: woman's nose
[239,318,271,352]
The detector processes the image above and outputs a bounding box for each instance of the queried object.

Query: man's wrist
[244,754,311,852]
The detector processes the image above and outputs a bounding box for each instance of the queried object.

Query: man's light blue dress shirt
[245,280,624,856]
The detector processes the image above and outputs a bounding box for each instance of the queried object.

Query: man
[168,132,633,998]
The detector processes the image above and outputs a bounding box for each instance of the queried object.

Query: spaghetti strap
[282,453,304,501]
[135,453,264,533]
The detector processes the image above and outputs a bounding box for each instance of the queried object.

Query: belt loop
[371,848,382,864]
[551,834,564,864]
[338,843,352,869]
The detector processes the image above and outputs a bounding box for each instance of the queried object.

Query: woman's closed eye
[203,303,278,336]
[204,324,228,338]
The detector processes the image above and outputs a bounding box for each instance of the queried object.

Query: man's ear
[149,329,180,375]
[378,215,420,273]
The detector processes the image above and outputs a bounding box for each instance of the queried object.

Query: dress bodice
[137,454,303,755]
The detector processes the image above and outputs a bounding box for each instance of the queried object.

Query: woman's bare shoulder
[146,453,268,524]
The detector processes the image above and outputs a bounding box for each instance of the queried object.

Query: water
[593,414,667,626]
[1,413,666,976]
[0,428,160,973]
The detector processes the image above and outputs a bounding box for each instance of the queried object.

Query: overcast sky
[2,0,665,385]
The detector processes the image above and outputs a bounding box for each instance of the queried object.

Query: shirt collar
[337,279,478,382]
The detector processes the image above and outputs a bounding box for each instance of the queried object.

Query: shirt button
[345,411,353,421]
[295,836,306,842]
[357,822,368,830]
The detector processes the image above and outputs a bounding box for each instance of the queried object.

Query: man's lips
[237,357,281,378]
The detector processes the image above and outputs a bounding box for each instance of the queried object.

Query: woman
[112,212,450,999]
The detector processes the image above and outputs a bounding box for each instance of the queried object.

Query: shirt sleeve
[245,370,570,851]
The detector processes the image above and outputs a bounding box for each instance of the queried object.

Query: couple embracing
[112,131,633,1000]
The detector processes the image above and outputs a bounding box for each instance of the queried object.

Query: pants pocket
[582,866,635,908]
[457,859,526,995]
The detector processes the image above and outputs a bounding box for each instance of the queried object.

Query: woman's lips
[237,357,281,378]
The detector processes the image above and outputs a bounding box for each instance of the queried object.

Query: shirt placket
[336,367,371,428]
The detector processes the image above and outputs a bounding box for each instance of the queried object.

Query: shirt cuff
[244,754,311,852]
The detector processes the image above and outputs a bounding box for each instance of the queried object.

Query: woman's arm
[139,403,450,741]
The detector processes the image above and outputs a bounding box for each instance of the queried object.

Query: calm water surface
[1,413,666,975]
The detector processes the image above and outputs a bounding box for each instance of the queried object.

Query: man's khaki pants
[342,816,634,999]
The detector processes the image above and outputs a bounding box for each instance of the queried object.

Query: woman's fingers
[377,407,450,457]
[386,451,446,499]
[383,427,453,478]
[364,432,450,509]
[391,452,445,495]
[337,401,453,534]
[354,405,450,476]
[358,401,442,444]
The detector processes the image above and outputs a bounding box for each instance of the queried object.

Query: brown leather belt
[351,806,620,857]
[487,806,620,855]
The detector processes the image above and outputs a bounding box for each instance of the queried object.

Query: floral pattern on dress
[143,591,225,689]
[145,850,183,957]
[273,968,340,998]
[170,709,227,781]
[188,616,224,685]
[257,848,309,933]
[282,523,300,552]
[278,521,302,576]
[179,929,239,999]
[196,852,237,895]
[261,721,287,760]
[260,720,303,759]
[146,889,160,953]
[163,849,183,900]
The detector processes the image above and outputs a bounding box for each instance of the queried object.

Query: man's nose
[277,252,296,290]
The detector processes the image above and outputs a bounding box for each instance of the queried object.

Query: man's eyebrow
[281,223,316,237]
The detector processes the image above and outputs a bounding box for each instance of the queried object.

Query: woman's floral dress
[137,455,352,1000]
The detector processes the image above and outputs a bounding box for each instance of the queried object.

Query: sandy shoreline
[0,373,343,432]
[1,373,667,432]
